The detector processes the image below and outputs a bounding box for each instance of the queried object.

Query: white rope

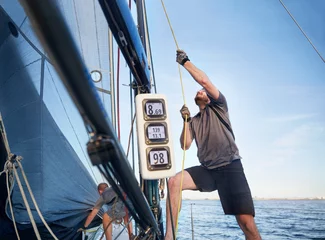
[6,170,20,239]
[12,163,41,240]
[16,160,59,240]
[0,113,11,155]
[1,114,58,239]
[0,161,20,240]
[0,116,21,239]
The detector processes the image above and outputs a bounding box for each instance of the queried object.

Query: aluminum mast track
[98,0,151,93]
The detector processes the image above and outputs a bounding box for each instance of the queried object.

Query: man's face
[194,89,210,105]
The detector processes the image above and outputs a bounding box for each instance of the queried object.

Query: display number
[149,150,168,165]
[147,125,166,140]
[145,102,164,116]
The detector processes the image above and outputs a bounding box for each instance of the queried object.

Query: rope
[0,116,20,239]
[12,161,41,239]
[166,179,175,240]
[160,0,179,50]
[6,171,20,239]
[160,0,188,238]
[160,0,186,105]
[1,116,58,239]
[0,162,20,240]
[15,160,59,240]
[0,113,11,154]
[1,156,59,240]
[279,0,325,63]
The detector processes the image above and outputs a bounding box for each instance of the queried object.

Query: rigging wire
[126,113,136,158]
[93,0,105,105]
[279,0,325,63]
[144,7,157,93]
[116,48,121,140]
[141,0,156,93]
[160,0,189,238]
[129,70,136,173]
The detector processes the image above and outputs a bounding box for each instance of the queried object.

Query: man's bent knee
[168,175,181,191]
[168,170,197,191]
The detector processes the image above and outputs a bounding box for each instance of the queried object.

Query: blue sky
[115,0,325,199]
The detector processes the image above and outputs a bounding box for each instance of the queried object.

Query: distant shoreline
[178,198,325,201]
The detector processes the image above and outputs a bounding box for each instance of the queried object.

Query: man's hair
[97,182,109,192]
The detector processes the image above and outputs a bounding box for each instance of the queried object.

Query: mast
[19,0,159,234]
[136,0,165,239]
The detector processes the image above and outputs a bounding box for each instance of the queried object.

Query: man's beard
[195,95,209,105]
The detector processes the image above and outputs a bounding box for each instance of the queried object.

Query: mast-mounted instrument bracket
[87,134,118,166]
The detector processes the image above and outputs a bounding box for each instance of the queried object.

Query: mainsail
[0,0,115,238]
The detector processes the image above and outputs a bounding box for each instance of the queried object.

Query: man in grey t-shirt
[81,183,133,240]
[165,50,261,240]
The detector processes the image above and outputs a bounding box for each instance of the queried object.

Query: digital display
[149,149,169,166]
[145,101,164,116]
[147,125,166,140]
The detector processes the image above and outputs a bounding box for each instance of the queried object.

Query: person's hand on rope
[176,49,190,66]
[180,104,191,122]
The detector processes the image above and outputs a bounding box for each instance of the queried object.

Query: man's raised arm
[176,50,220,100]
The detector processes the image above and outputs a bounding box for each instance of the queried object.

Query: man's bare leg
[165,170,197,240]
[102,213,113,240]
[236,214,262,240]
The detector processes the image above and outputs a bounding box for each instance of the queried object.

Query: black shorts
[186,160,255,217]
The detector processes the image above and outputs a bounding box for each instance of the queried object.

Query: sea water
[160,199,325,240]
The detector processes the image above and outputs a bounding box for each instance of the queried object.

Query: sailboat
[0,0,161,239]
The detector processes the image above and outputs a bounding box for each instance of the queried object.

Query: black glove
[180,104,191,122]
[176,49,190,66]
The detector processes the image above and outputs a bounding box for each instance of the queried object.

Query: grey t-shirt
[93,187,118,210]
[93,187,126,219]
[189,91,241,169]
